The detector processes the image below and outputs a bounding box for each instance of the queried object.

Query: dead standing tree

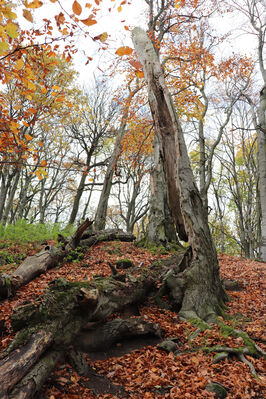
[132,27,228,322]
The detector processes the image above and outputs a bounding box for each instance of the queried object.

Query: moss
[5,277,11,288]
[190,318,213,332]
[218,321,259,356]
[6,328,32,353]
[91,275,124,292]
[214,304,232,320]
[66,246,84,262]
[115,259,134,269]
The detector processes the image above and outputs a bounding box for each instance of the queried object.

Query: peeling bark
[132,27,227,321]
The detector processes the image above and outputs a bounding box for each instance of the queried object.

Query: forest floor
[0,240,265,398]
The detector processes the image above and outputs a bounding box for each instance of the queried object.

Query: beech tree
[66,84,118,225]
[132,27,227,321]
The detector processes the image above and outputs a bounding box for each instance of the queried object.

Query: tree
[216,108,259,258]
[132,27,227,321]
[94,79,141,231]
[229,0,266,260]
[66,83,118,225]
[0,51,77,224]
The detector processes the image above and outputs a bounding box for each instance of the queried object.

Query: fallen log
[0,219,92,300]
[79,229,136,248]
[0,252,187,398]
[0,223,136,300]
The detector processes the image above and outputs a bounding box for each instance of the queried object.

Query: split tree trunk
[132,27,227,321]
[146,133,177,245]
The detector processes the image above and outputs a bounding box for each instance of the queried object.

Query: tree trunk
[94,123,126,231]
[258,86,266,261]
[68,172,87,225]
[146,133,176,245]
[132,27,227,321]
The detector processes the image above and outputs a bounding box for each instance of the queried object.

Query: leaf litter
[0,242,265,398]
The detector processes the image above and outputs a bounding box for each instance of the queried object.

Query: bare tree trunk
[146,133,176,245]
[258,86,266,261]
[2,169,20,226]
[68,172,87,225]
[132,27,227,321]
[94,123,126,231]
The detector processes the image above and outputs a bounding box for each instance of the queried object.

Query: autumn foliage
[0,240,265,398]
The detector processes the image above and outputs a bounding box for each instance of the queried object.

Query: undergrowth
[0,220,75,244]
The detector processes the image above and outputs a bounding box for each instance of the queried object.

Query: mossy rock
[157,339,177,353]
[115,259,134,269]
[206,382,227,398]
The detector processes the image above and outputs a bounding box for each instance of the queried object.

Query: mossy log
[0,219,92,300]
[79,229,136,248]
[0,251,187,399]
[0,224,136,300]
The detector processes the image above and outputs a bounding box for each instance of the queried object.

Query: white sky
[16,1,260,85]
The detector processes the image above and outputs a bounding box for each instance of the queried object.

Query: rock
[115,259,134,269]
[206,382,227,398]
[157,339,177,353]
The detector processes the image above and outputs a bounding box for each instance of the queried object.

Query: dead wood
[0,224,135,300]
[74,317,162,353]
[79,229,136,248]
[0,251,186,398]
[0,220,92,300]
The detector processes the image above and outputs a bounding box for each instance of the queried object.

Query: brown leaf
[72,1,82,16]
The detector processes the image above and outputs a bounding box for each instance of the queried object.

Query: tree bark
[132,27,227,321]
[258,86,266,261]
[146,133,176,245]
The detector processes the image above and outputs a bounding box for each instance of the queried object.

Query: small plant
[66,247,84,262]
[0,250,26,266]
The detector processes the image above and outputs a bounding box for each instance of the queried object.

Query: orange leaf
[27,108,37,113]
[72,0,82,16]
[81,17,97,26]
[129,59,143,70]
[41,160,47,166]
[115,46,133,56]
[23,9,33,22]
[136,70,144,78]
[25,133,33,141]
[25,0,43,9]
